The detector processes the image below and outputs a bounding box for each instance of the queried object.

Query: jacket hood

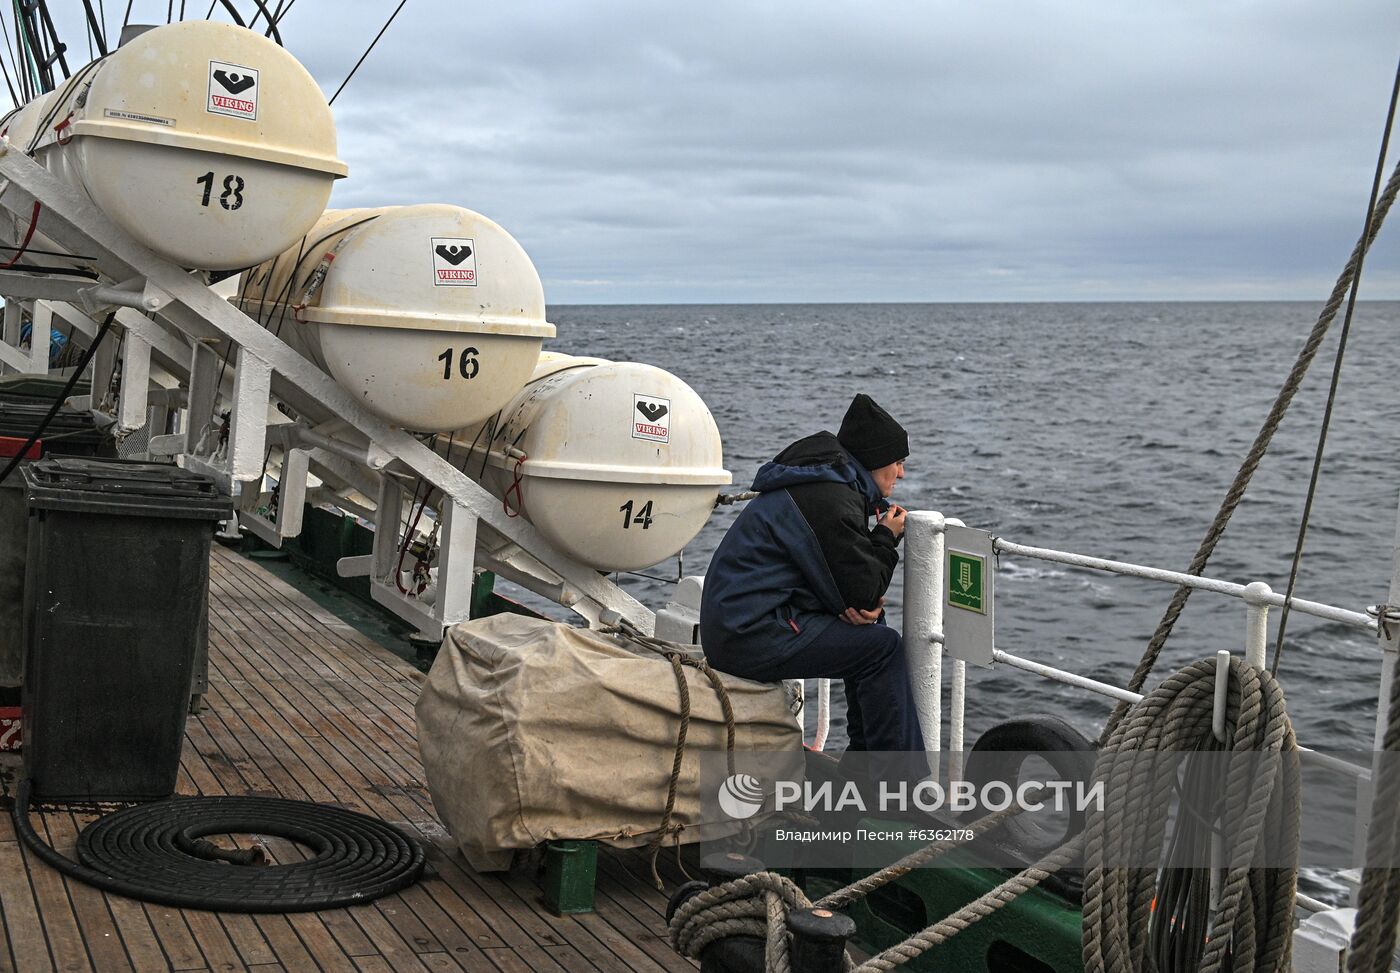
[751,431,882,507]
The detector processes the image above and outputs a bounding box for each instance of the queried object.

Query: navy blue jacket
[699,431,900,675]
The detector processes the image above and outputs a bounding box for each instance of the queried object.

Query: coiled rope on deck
[1083,657,1300,973]
[12,782,426,912]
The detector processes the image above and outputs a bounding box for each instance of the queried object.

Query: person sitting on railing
[700,393,923,755]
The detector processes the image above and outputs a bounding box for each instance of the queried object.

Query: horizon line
[546,296,1400,307]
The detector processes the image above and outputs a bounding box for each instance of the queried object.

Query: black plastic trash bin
[0,403,113,690]
[21,457,231,801]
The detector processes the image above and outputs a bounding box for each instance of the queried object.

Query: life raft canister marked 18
[6,20,346,271]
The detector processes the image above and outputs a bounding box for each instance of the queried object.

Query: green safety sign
[948,551,985,614]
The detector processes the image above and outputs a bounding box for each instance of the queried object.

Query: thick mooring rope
[668,787,1071,971]
[1100,154,1400,748]
[851,838,1081,973]
[670,871,817,972]
[1083,657,1300,973]
[671,656,1301,973]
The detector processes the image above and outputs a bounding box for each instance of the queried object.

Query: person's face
[871,458,905,499]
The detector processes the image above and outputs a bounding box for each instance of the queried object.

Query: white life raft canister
[6,20,345,270]
[448,353,732,572]
[238,204,555,433]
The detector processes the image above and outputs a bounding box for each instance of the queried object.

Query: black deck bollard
[690,852,769,973]
[701,851,767,886]
[787,907,858,973]
[699,937,766,973]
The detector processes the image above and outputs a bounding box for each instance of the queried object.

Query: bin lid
[0,402,109,454]
[0,375,92,402]
[22,457,232,520]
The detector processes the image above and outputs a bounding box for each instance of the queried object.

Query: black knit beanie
[837,394,908,471]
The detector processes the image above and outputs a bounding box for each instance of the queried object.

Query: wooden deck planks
[2,545,697,972]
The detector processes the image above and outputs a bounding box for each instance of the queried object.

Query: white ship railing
[804,508,1384,805]
[858,507,1398,964]
[802,510,1383,767]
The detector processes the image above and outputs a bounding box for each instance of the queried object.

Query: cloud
[35,1,1400,300]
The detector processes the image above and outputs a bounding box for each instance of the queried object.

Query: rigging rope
[667,797,1079,972]
[1099,150,1400,747]
[1271,49,1400,676]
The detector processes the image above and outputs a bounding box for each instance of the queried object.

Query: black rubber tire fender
[960,715,1096,859]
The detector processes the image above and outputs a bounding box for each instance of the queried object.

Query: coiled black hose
[12,779,425,912]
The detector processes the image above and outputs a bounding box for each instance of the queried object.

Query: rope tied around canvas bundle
[603,624,739,890]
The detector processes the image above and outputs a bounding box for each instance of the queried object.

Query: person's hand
[878,504,907,538]
[840,599,884,625]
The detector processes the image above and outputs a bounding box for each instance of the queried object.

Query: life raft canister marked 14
[443,353,731,573]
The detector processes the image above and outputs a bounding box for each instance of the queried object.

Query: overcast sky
[47,2,1400,302]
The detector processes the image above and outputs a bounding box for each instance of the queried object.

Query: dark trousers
[726,619,925,754]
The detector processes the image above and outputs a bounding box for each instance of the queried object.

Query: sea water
[543,301,1400,756]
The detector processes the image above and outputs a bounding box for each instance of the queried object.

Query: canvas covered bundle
[415,613,803,871]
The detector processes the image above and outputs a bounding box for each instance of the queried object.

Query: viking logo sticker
[431,237,478,286]
[207,61,259,120]
[633,394,671,443]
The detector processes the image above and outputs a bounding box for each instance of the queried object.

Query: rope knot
[1368,603,1400,641]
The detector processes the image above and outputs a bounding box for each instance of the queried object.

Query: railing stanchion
[813,678,830,752]
[903,510,944,778]
[949,659,966,782]
[1243,581,1273,669]
[1212,649,1231,742]
[1370,488,1400,750]
[1210,649,1231,910]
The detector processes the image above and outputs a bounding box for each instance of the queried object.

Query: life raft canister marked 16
[431,237,478,286]
[207,60,259,120]
[633,394,671,443]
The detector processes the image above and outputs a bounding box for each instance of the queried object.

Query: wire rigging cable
[0,12,23,105]
[1271,49,1400,676]
[80,0,107,55]
[203,0,245,27]
[241,0,280,43]
[329,0,406,105]
[1099,140,1400,747]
